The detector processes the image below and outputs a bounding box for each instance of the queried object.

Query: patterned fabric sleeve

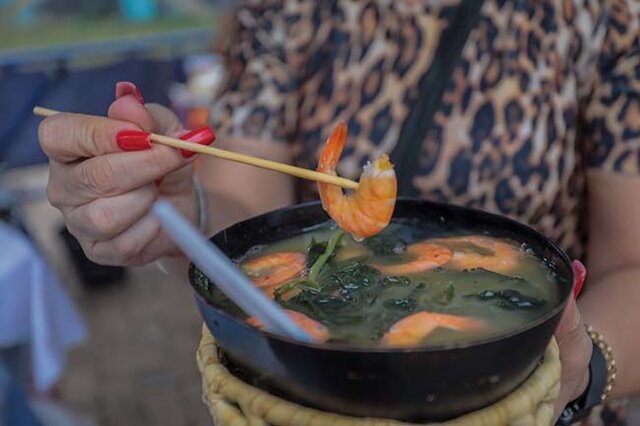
[581,0,640,174]
[210,0,312,144]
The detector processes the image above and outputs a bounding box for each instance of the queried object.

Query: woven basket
[197,325,561,426]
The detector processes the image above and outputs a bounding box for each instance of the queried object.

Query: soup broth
[197,220,561,347]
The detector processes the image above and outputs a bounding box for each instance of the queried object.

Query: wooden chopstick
[33,106,359,190]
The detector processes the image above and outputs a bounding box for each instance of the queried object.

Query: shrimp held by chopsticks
[317,122,397,240]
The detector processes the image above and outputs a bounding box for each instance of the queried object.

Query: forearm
[156,136,294,277]
[578,266,640,399]
[198,136,295,234]
[206,192,258,234]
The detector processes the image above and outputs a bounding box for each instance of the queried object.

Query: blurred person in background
[36,1,640,425]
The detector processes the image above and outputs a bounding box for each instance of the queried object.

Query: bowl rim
[189,198,573,354]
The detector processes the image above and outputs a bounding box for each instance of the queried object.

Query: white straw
[152,199,314,343]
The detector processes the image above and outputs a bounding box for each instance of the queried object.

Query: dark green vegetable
[308,230,344,282]
[364,233,407,256]
[276,231,345,302]
[306,239,328,268]
[433,282,456,305]
[466,289,546,310]
[381,275,412,286]
[280,261,414,337]
[383,297,418,312]
[331,262,382,289]
[273,278,320,303]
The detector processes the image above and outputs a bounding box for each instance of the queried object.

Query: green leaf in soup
[382,297,418,312]
[281,288,327,318]
[364,233,407,256]
[433,282,455,305]
[273,277,320,303]
[330,262,382,290]
[465,288,546,311]
[308,230,345,282]
[306,239,328,268]
[381,276,412,286]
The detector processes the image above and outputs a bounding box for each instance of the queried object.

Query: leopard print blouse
[211,1,639,423]
[212,0,639,265]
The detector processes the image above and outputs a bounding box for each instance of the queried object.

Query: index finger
[38,113,139,163]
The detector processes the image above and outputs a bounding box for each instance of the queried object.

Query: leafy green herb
[280,264,410,336]
[306,238,328,268]
[330,262,382,289]
[273,277,320,303]
[364,233,407,256]
[308,230,345,282]
[433,282,455,305]
[274,230,347,305]
[466,289,546,311]
[383,297,417,312]
[381,276,412,286]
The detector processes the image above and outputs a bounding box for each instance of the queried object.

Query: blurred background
[1,1,230,424]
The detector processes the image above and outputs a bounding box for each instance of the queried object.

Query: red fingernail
[178,126,216,158]
[116,130,152,151]
[115,81,145,104]
[572,260,587,298]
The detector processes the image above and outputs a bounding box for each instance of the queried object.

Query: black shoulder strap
[391,0,486,196]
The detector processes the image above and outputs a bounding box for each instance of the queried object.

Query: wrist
[155,255,190,279]
[556,325,617,425]
[573,364,591,405]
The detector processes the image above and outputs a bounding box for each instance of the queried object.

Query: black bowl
[188,198,573,421]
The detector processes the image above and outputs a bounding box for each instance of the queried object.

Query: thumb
[556,259,587,345]
[555,296,582,345]
[107,82,184,136]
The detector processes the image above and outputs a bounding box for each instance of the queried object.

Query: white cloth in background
[0,222,86,392]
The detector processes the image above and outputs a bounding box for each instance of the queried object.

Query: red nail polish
[572,260,587,298]
[178,126,216,158]
[116,130,152,151]
[115,81,145,104]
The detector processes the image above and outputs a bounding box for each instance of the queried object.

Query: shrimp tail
[318,121,348,172]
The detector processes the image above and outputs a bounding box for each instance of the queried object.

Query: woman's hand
[38,83,212,266]
[553,292,593,422]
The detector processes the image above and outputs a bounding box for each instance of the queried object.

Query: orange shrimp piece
[374,242,453,275]
[432,236,522,274]
[246,310,330,343]
[382,311,487,347]
[242,252,306,295]
[316,122,397,240]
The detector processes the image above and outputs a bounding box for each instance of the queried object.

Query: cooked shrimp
[317,122,397,240]
[242,252,306,295]
[432,236,522,274]
[382,311,486,347]
[246,310,330,343]
[373,242,453,275]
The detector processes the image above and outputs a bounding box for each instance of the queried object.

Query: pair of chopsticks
[33,106,359,190]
